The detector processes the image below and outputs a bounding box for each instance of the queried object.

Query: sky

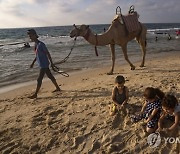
[0,0,180,28]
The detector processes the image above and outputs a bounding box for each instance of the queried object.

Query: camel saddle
[113,11,140,33]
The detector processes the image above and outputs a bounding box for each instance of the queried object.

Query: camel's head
[70,24,90,38]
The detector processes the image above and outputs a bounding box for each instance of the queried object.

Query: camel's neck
[83,29,113,46]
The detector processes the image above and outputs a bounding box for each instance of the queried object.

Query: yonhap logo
[147,132,161,148]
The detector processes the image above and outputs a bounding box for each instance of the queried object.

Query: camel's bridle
[84,26,98,57]
[83,28,90,40]
[73,24,98,57]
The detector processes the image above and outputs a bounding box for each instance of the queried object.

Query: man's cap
[27,29,38,37]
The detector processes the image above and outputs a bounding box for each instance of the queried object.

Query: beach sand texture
[0,51,180,153]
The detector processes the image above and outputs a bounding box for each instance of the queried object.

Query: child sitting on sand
[131,87,164,133]
[157,94,180,132]
[109,75,129,116]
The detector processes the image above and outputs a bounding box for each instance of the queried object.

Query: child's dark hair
[162,94,178,109]
[115,75,125,84]
[144,87,165,100]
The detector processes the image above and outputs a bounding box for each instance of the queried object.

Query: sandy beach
[0,51,180,153]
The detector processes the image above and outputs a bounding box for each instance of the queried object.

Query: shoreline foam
[0,50,178,95]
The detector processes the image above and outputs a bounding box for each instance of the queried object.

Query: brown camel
[70,16,147,75]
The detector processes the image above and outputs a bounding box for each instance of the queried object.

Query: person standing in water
[27,29,60,99]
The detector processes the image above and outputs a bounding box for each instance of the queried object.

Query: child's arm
[112,87,121,108]
[140,101,147,113]
[157,112,166,131]
[168,112,180,131]
[146,108,158,123]
[122,87,129,106]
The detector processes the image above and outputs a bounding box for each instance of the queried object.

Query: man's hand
[30,57,36,68]
[50,63,55,68]
[30,63,34,68]
[51,63,57,72]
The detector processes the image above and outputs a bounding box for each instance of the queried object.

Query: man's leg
[29,68,45,98]
[45,68,60,92]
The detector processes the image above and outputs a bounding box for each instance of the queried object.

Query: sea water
[0,23,180,90]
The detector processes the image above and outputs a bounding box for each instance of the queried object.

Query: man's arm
[46,51,54,66]
[30,57,36,68]
[43,44,55,67]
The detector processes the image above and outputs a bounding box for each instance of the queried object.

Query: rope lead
[52,37,77,77]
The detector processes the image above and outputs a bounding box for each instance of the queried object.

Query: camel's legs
[137,25,147,67]
[121,45,135,70]
[139,39,146,67]
[108,44,115,75]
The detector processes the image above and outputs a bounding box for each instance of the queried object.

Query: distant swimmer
[167,34,171,40]
[24,42,30,48]
[155,36,158,41]
[176,29,180,36]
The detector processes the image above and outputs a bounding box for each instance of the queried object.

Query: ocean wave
[0,24,180,88]
[148,28,179,32]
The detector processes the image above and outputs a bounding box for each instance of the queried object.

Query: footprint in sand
[71,134,88,149]
[31,113,46,127]
[88,140,101,154]
[43,106,53,113]
[48,109,64,118]
[111,113,124,129]
[1,141,20,154]
[46,109,64,126]
[0,128,21,153]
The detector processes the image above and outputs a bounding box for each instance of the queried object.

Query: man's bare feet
[52,88,61,93]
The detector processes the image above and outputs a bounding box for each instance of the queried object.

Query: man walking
[27,29,60,99]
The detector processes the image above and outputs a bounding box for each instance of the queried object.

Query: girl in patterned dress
[131,87,164,133]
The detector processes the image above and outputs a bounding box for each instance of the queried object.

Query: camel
[70,14,147,75]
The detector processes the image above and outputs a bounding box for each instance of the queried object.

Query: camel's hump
[112,15,124,24]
